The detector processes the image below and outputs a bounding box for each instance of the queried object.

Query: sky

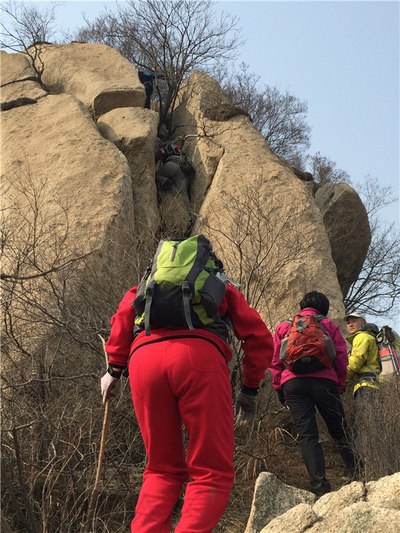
[5,0,400,325]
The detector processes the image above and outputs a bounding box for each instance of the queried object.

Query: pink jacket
[105,283,274,389]
[269,307,349,393]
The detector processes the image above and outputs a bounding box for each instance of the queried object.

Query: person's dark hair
[300,291,330,316]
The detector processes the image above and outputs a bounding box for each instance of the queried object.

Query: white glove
[101,371,119,404]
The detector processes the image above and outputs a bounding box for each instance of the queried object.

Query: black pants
[283,377,356,496]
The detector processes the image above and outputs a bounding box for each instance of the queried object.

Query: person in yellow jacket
[344,311,381,398]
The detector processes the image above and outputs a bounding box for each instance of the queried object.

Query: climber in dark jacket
[138,70,155,109]
[155,139,195,210]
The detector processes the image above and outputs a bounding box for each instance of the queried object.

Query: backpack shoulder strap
[182,280,194,330]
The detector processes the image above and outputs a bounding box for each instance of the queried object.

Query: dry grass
[344,378,400,481]
[3,378,399,531]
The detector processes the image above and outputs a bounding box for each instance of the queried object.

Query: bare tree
[344,177,400,320]
[0,1,59,89]
[307,151,350,185]
[220,63,311,162]
[1,171,147,532]
[75,0,243,133]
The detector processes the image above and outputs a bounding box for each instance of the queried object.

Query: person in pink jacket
[101,282,273,532]
[270,291,356,497]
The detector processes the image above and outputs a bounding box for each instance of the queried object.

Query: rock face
[1,90,133,255]
[97,107,160,243]
[0,49,48,104]
[172,71,351,325]
[246,472,400,533]
[1,42,370,348]
[38,42,146,115]
[315,183,371,297]
[1,40,379,533]
[244,472,315,533]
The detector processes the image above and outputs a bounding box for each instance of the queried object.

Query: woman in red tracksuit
[101,282,273,533]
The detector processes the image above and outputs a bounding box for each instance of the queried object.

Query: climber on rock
[155,138,195,211]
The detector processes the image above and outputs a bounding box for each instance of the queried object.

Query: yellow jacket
[346,330,380,395]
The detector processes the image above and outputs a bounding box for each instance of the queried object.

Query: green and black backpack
[133,235,229,336]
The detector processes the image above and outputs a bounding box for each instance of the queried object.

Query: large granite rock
[1,89,136,360]
[315,183,371,297]
[2,92,133,249]
[37,42,145,115]
[1,43,373,356]
[244,472,315,533]
[97,106,160,246]
[172,71,347,326]
[246,472,400,533]
[0,50,48,105]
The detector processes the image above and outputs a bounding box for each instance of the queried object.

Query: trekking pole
[85,335,110,533]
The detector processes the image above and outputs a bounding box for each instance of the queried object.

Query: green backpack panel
[133,235,228,335]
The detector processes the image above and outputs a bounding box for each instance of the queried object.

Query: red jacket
[105,283,274,389]
[269,307,349,393]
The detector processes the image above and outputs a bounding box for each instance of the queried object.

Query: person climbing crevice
[155,136,196,213]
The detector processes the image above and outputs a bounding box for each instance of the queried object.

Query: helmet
[299,291,330,316]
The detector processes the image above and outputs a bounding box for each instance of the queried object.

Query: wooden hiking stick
[85,335,110,533]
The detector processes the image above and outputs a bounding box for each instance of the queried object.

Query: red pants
[129,337,235,532]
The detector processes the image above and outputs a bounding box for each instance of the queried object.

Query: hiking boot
[309,479,331,498]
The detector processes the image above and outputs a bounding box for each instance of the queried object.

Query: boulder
[254,473,400,533]
[38,42,145,115]
[1,91,135,343]
[173,71,347,327]
[315,183,371,296]
[0,50,48,105]
[244,472,315,533]
[97,106,160,246]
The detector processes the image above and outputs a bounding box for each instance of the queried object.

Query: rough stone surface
[260,503,319,533]
[244,472,315,533]
[97,106,160,244]
[38,42,145,115]
[308,502,400,532]
[1,49,37,84]
[315,183,371,297]
[0,50,48,105]
[1,91,135,289]
[312,481,366,517]
[173,71,347,327]
[366,472,400,510]
[251,473,400,533]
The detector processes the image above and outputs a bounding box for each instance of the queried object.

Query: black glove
[235,392,257,426]
[277,389,288,408]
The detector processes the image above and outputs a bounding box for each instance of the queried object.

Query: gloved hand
[277,389,287,407]
[235,392,257,426]
[101,371,120,404]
